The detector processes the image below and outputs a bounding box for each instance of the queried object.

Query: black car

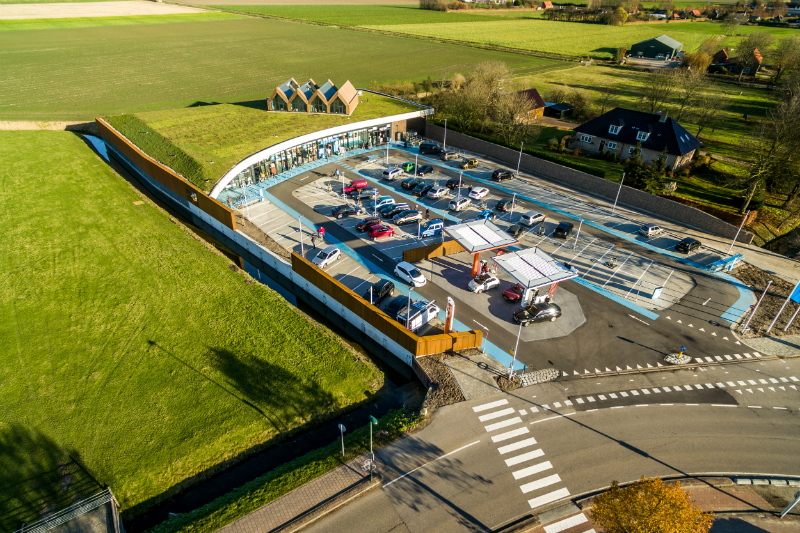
[401,177,425,190]
[513,303,562,327]
[495,198,517,212]
[553,222,574,238]
[379,203,409,218]
[331,204,363,219]
[492,170,514,181]
[507,224,525,237]
[347,187,378,200]
[417,164,435,176]
[384,296,415,319]
[364,279,395,305]
[676,237,701,254]
[446,178,466,190]
[412,183,434,198]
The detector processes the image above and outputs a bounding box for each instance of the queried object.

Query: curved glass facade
[271,98,287,111]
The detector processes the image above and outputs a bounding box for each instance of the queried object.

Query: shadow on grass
[0,425,104,533]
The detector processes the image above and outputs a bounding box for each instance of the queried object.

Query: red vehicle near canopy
[503,283,526,302]
[368,225,396,240]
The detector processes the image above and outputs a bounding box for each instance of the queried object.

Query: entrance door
[599,140,606,152]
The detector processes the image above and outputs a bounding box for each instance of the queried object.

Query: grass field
[0,17,566,121]
[0,12,243,31]
[106,94,420,190]
[0,131,382,529]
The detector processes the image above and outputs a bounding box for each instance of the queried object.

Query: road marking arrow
[712,332,717,336]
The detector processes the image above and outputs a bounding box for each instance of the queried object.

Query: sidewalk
[738,333,800,357]
[218,453,380,533]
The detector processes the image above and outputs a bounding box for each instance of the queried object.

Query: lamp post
[368,415,378,482]
[299,216,304,256]
[516,141,524,176]
[508,319,523,379]
[509,192,517,220]
[611,172,625,216]
[767,278,800,333]
[443,119,448,150]
[728,210,750,254]
[406,288,413,330]
[458,171,463,198]
[415,155,418,178]
[741,280,772,333]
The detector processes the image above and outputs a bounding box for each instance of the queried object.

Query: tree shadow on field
[0,425,104,533]
[187,101,220,108]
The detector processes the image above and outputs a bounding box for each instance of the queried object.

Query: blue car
[420,219,444,238]
[477,210,497,222]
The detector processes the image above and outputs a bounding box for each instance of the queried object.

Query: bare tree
[641,69,679,113]
[544,85,569,104]
[698,37,719,57]
[681,52,713,72]
[440,82,485,133]
[470,61,510,133]
[771,36,800,84]
[568,90,593,119]
[736,32,775,81]
[691,91,729,138]
[674,69,709,121]
[722,13,740,36]
[493,92,543,147]
[597,85,618,115]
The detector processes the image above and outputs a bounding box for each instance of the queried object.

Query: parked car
[427,187,450,200]
[520,211,546,227]
[393,210,423,225]
[469,187,489,200]
[492,169,514,181]
[311,246,341,269]
[343,179,368,193]
[446,178,465,190]
[514,303,562,326]
[383,167,403,180]
[420,219,444,238]
[400,162,415,173]
[554,221,574,238]
[503,283,526,302]
[381,204,409,219]
[368,224,396,240]
[639,223,663,238]
[331,204,363,219]
[495,198,517,212]
[348,187,378,200]
[440,150,459,161]
[460,158,479,169]
[363,279,395,305]
[401,177,424,190]
[412,182,434,198]
[507,224,525,238]
[394,260,427,287]
[370,196,395,210]
[477,209,497,222]
[384,296,409,319]
[356,217,382,232]
[417,164,435,176]
[676,237,701,254]
[449,197,471,212]
[468,274,500,293]
[397,300,439,332]
[419,142,440,155]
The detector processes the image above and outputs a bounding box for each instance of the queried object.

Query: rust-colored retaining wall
[96,118,237,231]
[291,252,481,357]
[403,240,466,263]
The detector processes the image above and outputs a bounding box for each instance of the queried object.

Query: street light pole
[516,141,524,176]
[574,219,583,249]
[406,288,413,330]
[728,210,750,254]
[369,415,378,482]
[443,119,448,150]
[611,172,625,216]
[741,280,772,333]
[508,319,523,378]
[510,192,517,220]
[415,155,418,178]
[299,216,304,256]
[458,171,463,198]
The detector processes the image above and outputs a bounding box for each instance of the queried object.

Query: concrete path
[443,351,504,400]
[739,334,800,357]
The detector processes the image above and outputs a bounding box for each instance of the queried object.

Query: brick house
[569,108,701,170]
[712,47,763,74]
[516,88,546,120]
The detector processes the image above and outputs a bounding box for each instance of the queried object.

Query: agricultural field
[0,13,242,31]
[0,131,382,528]
[0,16,566,120]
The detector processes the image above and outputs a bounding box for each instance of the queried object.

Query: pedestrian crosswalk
[543,512,595,533]
[561,352,767,377]
[472,400,571,511]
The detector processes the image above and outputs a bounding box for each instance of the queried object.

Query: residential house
[712,47,763,74]
[543,1,554,8]
[516,88,546,120]
[690,9,703,17]
[569,108,701,170]
[629,35,683,59]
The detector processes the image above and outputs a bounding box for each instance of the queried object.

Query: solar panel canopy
[494,247,578,289]
[444,219,518,253]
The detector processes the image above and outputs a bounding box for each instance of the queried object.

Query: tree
[673,69,709,121]
[441,81,485,132]
[736,32,775,81]
[771,36,800,84]
[470,61,510,133]
[591,477,713,533]
[545,85,569,104]
[568,90,592,119]
[641,69,679,113]
[610,6,628,24]
[493,92,542,147]
[624,143,655,192]
[722,13,740,36]
[691,90,729,138]
[681,52,713,72]
[698,37,718,57]
[597,85,618,115]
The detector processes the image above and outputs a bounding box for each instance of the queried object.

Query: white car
[469,186,489,200]
[427,187,450,200]
[395,260,427,287]
[311,245,341,269]
[383,167,403,180]
[449,197,471,212]
[370,196,395,210]
[468,274,500,293]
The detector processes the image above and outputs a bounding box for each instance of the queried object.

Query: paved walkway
[739,334,800,357]
[443,351,504,400]
[218,453,378,533]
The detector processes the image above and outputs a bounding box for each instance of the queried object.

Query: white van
[383,167,403,181]
[520,211,546,227]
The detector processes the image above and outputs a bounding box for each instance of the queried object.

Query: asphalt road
[301,360,800,533]
[270,155,750,376]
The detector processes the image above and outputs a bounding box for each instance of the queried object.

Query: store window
[291,98,307,112]
[330,98,346,114]
[310,97,327,113]
[271,97,287,111]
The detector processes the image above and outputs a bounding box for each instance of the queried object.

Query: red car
[503,283,526,302]
[368,225,396,240]
[356,217,381,232]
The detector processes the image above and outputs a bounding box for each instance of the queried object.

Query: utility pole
[299,216,304,256]
[443,119,448,150]
[369,415,378,482]
[516,141,524,176]
[741,280,772,333]
[728,210,750,254]
[611,172,625,216]
[508,319,523,378]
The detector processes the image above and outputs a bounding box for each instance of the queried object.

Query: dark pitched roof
[573,107,701,156]
[517,88,546,109]
[633,34,683,49]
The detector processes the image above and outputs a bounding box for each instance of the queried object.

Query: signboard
[790,282,800,304]
[549,282,558,295]
[652,287,664,300]
[444,297,455,334]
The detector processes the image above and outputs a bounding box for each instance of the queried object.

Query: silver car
[449,197,471,212]
[311,245,341,269]
[427,187,450,200]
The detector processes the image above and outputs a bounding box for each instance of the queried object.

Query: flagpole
[767,278,800,333]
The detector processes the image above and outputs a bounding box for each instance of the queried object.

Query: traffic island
[665,353,692,364]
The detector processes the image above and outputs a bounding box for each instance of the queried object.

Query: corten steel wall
[96,118,237,231]
[425,123,754,244]
[290,252,482,357]
[403,239,466,263]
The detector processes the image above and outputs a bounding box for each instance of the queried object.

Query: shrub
[548,137,559,150]
[573,147,581,156]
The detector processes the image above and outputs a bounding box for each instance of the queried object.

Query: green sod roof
[105,94,423,192]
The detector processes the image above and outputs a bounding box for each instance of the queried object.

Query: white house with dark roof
[569,107,701,170]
